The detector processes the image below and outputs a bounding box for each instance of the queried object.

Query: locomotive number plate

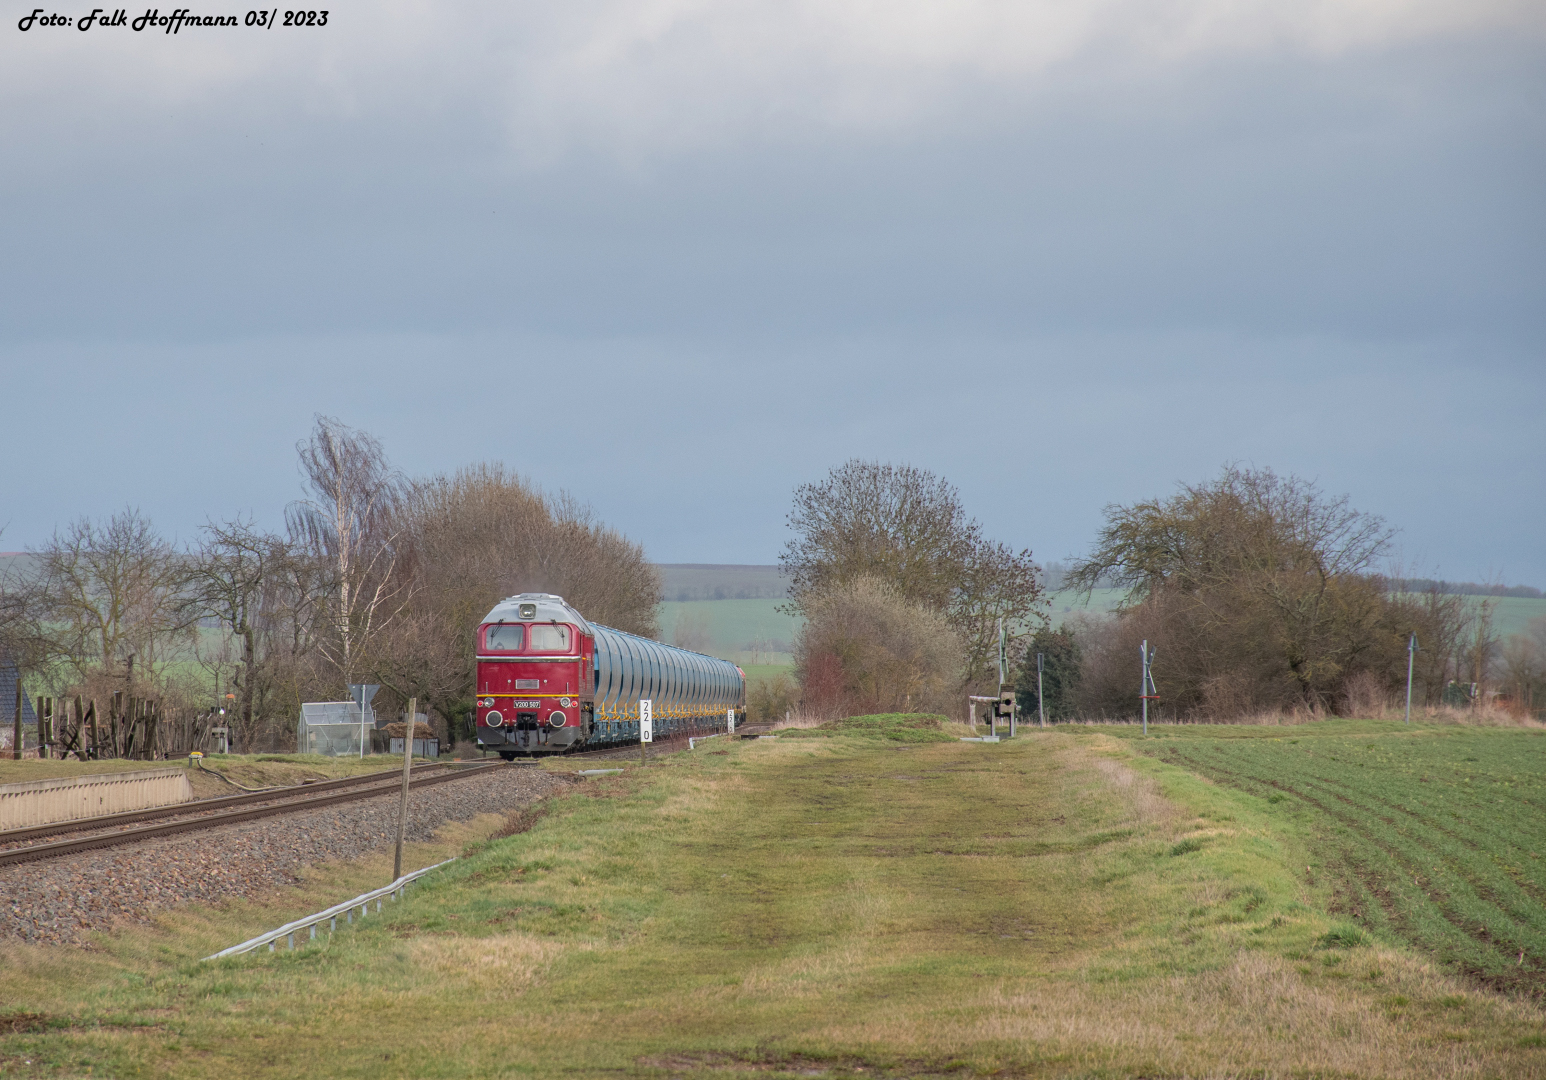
[509,700,540,708]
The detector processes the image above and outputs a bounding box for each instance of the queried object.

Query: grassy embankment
[2,717,1544,1077]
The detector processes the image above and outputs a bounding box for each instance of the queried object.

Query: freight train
[474,593,746,758]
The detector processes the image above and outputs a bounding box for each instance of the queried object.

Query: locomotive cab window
[530,623,572,652]
[483,624,524,652]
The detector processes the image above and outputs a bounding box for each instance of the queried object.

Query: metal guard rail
[203,857,458,960]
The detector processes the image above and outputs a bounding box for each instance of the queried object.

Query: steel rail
[0,763,465,846]
[0,763,502,868]
[496,724,756,762]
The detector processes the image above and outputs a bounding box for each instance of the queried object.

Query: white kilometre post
[640,699,653,765]
[727,708,735,735]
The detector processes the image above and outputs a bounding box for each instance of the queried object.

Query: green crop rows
[1130,723,1546,997]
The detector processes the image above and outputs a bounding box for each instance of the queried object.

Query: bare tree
[34,508,195,688]
[1067,466,1410,715]
[373,462,660,742]
[794,575,963,718]
[0,543,49,675]
[782,461,976,612]
[672,610,713,653]
[189,518,296,745]
[285,416,409,692]
[1461,596,1500,710]
[781,460,1043,688]
[953,537,1044,688]
[1500,623,1545,716]
[1069,465,1394,601]
[257,546,336,741]
[404,464,658,638]
[1383,579,1471,706]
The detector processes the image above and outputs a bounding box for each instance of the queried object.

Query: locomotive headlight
[549,710,567,727]
[560,697,572,707]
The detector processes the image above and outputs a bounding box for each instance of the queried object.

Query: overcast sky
[2,0,1542,584]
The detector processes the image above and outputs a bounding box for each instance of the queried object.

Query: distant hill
[1392,578,1545,600]
[654,564,789,602]
[0,553,39,580]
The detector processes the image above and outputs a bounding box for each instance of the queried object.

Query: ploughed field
[1122,721,1546,998]
[2,717,1544,1078]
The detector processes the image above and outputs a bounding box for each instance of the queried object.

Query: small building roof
[0,661,39,725]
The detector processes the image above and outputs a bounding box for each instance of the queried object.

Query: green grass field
[653,587,1134,666]
[737,663,795,683]
[654,589,1134,662]
[1116,721,1546,997]
[1486,595,1546,640]
[4,719,1544,1077]
[656,599,801,666]
[1044,587,1129,627]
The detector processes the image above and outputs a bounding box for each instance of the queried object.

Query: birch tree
[285,416,408,692]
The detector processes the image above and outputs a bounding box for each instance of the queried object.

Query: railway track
[0,762,502,868]
[490,725,773,765]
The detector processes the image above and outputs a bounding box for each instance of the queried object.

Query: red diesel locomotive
[474,593,746,758]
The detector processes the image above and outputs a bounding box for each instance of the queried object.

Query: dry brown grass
[1090,751,1175,828]
[816,945,1544,1078]
[411,932,567,992]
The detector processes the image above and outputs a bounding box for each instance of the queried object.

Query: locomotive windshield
[529,623,572,651]
[483,624,524,651]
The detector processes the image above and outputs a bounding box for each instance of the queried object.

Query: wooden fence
[27,694,221,762]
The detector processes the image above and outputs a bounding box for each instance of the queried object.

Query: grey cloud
[0,9,1540,589]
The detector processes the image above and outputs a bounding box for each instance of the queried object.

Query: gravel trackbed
[0,765,570,946]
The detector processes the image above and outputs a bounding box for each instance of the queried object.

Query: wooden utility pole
[122,654,136,758]
[1472,601,1492,712]
[394,697,417,880]
[1036,653,1046,728]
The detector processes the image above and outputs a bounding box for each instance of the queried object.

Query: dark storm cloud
[0,1,1541,582]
